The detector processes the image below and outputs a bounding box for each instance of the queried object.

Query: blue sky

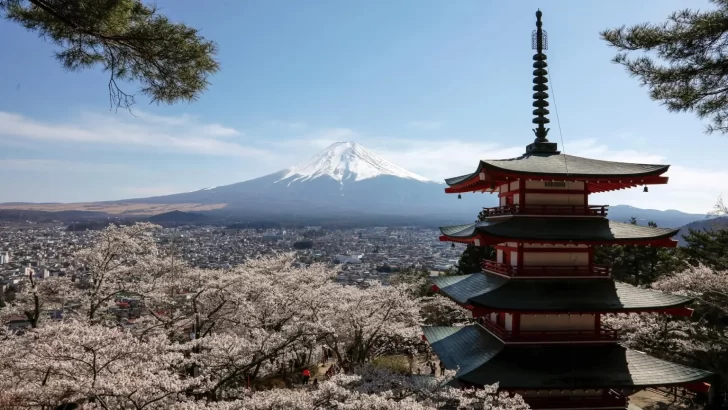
[0,0,725,213]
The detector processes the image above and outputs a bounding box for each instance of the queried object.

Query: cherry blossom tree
[177,256,336,400]
[167,366,528,410]
[0,271,73,328]
[606,266,728,404]
[320,282,421,369]
[653,264,728,315]
[0,321,191,409]
[72,223,186,323]
[0,223,528,410]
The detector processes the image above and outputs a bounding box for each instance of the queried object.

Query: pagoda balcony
[481,204,608,217]
[480,320,619,344]
[482,260,611,278]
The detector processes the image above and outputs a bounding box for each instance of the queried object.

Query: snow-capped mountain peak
[278,141,431,183]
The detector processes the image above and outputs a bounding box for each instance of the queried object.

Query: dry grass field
[0,202,227,216]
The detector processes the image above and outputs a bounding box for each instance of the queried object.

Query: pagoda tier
[439,217,679,247]
[422,324,712,392]
[444,154,669,194]
[431,273,693,315]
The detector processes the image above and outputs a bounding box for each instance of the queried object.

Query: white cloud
[0,158,131,172]
[0,111,265,158]
[407,121,444,131]
[364,138,522,181]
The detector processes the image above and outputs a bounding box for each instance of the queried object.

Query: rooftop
[439,217,679,246]
[423,324,712,389]
[432,273,693,312]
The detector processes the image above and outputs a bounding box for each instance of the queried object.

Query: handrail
[481,204,608,217]
[480,320,619,343]
[481,260,611,278]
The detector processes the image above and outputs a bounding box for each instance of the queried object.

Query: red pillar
[517,243,524,274]
[519,178,526,210]
[588,246,594,274]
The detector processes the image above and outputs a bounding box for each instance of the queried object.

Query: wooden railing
[480,320,619,343]
[481,204,608,217]
[481,260,611,278]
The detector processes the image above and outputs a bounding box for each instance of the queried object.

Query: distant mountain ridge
[606,205,705,228]
[0,141,711,228]
[116,141,484,218]
[674,216,728,246]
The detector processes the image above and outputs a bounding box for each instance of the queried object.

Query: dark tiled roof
[434,273,692,312]
[423,325,712,389]
[445,173,476,186]
[439,217,679,242]
[432,274,506,304]
[445,153,669,186]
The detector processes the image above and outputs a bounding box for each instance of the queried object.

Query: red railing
[481,204,608,217]
[481,260,610,278]
[480,320,619,343]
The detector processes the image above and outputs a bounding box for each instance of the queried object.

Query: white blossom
[0,223,527,410]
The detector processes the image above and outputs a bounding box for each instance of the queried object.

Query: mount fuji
[0,142,707,227]
[118,141,490,221]
[278,141,431,184]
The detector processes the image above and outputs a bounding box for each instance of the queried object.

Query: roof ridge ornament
[526,10,560,155]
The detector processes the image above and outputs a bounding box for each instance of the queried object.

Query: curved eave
[438,221,680,248]
[444,160,670,194]
[431,273,694,313]
[423,325,712,390]
[440,234,679,247]
[466,299,695,314]
[480,160,670,180]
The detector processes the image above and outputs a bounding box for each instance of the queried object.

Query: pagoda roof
[439,216,679,246]
[444,153,669,194]
[431,273,692,312]
[423,324,712,389]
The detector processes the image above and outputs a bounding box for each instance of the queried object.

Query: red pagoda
[422,10,712,410]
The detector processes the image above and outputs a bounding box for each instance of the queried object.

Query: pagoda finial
[526,10,559,154]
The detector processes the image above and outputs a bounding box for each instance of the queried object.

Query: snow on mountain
[278,141,431,184]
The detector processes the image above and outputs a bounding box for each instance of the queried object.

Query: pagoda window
[521,180,587,207]
[525,180,585,190]
[496,249,503,263]
[525,192,585,206]
[522,251,587,267]
[520,313,595,332]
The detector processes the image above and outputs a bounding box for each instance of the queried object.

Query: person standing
[302,368,311,385]
[439,361,445,376]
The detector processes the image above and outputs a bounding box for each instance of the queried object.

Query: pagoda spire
[526,9,559,154]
